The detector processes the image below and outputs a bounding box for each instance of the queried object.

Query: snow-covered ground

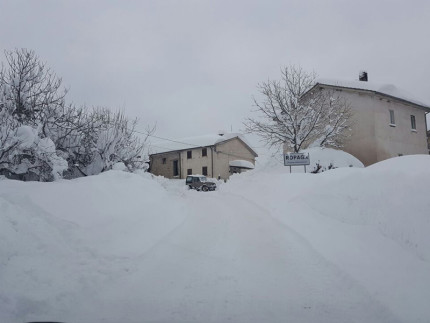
[1,151,429,323]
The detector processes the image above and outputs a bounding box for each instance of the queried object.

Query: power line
[134,129,206,149]
[134,128,267,150]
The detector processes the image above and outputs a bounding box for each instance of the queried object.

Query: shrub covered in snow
[0,48,151,181]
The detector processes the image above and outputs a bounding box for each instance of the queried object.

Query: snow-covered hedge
[0,49,150,181]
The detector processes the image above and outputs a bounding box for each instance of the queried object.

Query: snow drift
[1,152,429,322]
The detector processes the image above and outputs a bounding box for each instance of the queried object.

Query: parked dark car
[186,175,217,191]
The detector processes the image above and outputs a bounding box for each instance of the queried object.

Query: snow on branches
[0,48,152,181]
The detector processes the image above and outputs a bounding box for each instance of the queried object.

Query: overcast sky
[1,0,429,149]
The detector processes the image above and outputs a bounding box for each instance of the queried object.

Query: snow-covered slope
[1,153,429,322]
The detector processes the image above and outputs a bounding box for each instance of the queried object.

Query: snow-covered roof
[315,78,430,111]
[229,160,255,169]
[150,133,256,155]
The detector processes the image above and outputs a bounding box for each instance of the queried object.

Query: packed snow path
[1,155,430,322]
[77,191,399,323]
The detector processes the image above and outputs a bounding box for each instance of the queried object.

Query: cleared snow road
[3,167,426,323]
[72,190,400,323]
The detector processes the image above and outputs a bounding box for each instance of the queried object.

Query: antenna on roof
[359,71,368,82]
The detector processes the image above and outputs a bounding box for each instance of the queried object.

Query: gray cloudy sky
[1,0,429,147]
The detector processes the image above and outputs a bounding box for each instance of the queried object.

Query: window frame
[187,168,192,175]
[389,109,396,126]
[202,148,207,157]
[410,115,416,131]
[202,166,208,176]
[187,150,192,159]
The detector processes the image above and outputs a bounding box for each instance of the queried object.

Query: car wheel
[202,186,209,192]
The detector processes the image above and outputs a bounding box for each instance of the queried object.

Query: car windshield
[199,176,207,182]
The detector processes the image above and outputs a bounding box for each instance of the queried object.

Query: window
[202,148,207,157]
[187,168,192,175]
[202,166,208,176]
[187,151,192,159]
[162,158,166,164]
[389,110,395,126]
[173,160,179,176]
[411,115,416,130]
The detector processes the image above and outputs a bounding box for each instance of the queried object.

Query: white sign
[284,153,310,166]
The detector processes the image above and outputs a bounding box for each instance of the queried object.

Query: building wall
[321,87,428,166]
[150,137,256,180]
[373,96,428,161]
[212,138,256,180]
[179,147,214,178]
[150,151,182,178]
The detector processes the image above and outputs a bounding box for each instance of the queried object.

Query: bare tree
[0,49,68,180]
[0,48,66,125]
[65,108,154,177]
[244,66,352,152]
[1,48,153,181]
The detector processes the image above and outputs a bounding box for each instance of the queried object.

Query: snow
[316,78,430,110]
[15,126,38,149]
[112,162,127,171]
[257,147,364,174]
[150,132,255,155]
[229,159,255,169]
[1,125,68,179]
[1,150,429,322]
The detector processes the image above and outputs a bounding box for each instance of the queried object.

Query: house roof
[315,78,430,112]
[149,133,257,156]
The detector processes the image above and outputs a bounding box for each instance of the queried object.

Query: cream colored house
[308,76,430,166]
[149,133,258,180]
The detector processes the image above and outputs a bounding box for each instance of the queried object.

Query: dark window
[389,110,395,125]
[411,115,416,130]
[173,160,179,176]
[187,151,192,159]
[162,158,166,164]
[187,168,192,175]
[202,148,207,157]
[202,166,208,176]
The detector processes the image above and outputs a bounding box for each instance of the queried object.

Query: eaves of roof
[313,82,430,113]
[149,136,259,158]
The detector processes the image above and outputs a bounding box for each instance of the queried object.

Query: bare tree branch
[244,65,352,152]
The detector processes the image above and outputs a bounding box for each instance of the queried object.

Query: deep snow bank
[1,152,429,322]
[224,154,430,321]
[227,153,430,260]
[0,171,188,322]
[255,147,364,174]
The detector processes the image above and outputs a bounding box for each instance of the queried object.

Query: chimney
[359,71,368,82]
[218,130,225,136]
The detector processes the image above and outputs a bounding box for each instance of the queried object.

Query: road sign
[284,153,310,166]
